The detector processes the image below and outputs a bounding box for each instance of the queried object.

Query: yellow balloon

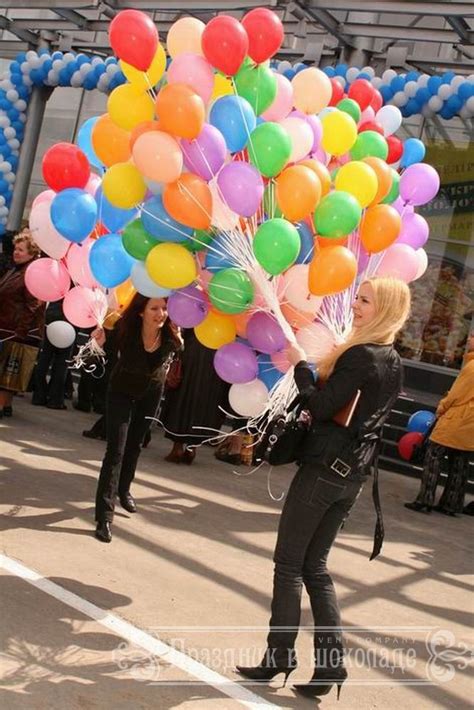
[107,84,155,132]
[120,44,166,92]
[335,161,378,208]
[212,73,234,100]
[291,68,332,114]
[115,278,136,311]
[321,110,358,156]
[194,310,236,350]
[146,243,197,289]
[102,162,146,209]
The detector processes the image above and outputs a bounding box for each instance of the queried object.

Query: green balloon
[314,191,362,238]
[381,169,400,204]
[189,229,214,253]
[122,219,157,260]
[234,63,277,116]
[253,218,300,275]
[337,98,361,123]
[248,123,292,178]
[263,184,282,218]
[209,268,254,314]
[350,131,388,161]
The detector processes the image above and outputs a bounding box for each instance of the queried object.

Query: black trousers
[32,339,73,407]
[415,442,471,513]
[95,388,160,523]
[267,464,363,670]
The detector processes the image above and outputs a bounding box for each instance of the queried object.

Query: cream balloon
[278,117,313,163]
[228,379,269,417]
[281,264,323,314]
[292,68,332,114]
[167,17,205,58]
[132,130,183,183]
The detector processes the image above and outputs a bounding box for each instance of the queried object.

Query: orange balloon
[155,83,205,139]
[360,204,401,253]
[163,173,212,230]
[281,302,314,330]
[91,114,131,168]
[299,159,331,196]
[233,310,252,338]
[309,245,357,296]
[115,279,136,310]
[318,235,347,248]
[129,120,162,150]
[276,165,321,222]
[363,156,392,205]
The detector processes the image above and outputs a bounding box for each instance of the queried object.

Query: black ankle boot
[294,666,347,700]
[236,649,296,687]
[404,501,432,513]
[95,521,112,543]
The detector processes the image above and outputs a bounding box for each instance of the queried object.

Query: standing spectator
[405,333,474,515]
[0,229,43,418]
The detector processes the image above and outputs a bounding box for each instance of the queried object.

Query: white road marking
[0,553,278,709]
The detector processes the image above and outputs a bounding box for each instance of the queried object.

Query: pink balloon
[279,116,313,162]
[359,106,375,124]
[29,202,69,260]
[288,110,322,152]
[376,243,419,282]
[32,189,56,211]
[167,53,214,103]
[413,248,428,280]
[311,147,330,166]
[63,286,108,328]
[397,212,429,249]
[261,73,294,122]
[65,238,99,289]
[25,258,70,302]
[271,350,291,373]
[84,173,102,196]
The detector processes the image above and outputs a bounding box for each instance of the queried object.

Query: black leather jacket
[294,344,402,476]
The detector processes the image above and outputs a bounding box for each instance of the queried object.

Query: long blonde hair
[318,277,411,380]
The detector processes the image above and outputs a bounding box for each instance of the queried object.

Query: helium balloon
[247,311,286,354]
[295,322,337,363]
[102,162,146,209]
[42,142,90,192]
[397,212,429,250]
[253,218,300,275]
[63,286,108,328]
[279,116,313,163]
[77,116,102,170]
[248,122,292,178]
[66,239,99,289]
[350,131,388,161]
[363,156,392,205]
[376,105,402,136]
[29,202,69,260]
[281,264,323,314]
[337,98,361,123]
[348,78,374,110]
[209,95,256,153]
[399,163,440,206]
[167,52,214,104]
[214,342,258,384]
[132,130,183,183]
[122,219,157,260]
[195,310,236,349]
[334,161,378,208]
[262,74,293,122]
[91,114,131,167]
[208,268,254,314]
[25,258,70,302]
[95,187,138,233]
[129,120,162,150]
[360,204,401,253]
[109,9,158,71]
[46,321,76,349]
[217,162,263,217]
[376,243,419,282]
[163,173,212,230]
[212,74,234,100]
[386,135,403,164]
[241,8,284,63]
[167,16,205,59]
[131,261,171,298]
[299,159,331,196]
[234,62,277,116]
[257,353,283,390]
[276,165,321,221]
[120,43,166,91]
[308,245,357,296]
[108,83,155,132]
[229,379,268,417]
[407,410,435,435]
[146,242,197,289]
[295,221,316,264]
[292,68,332,114]
[381,169,400,205]
[314,191,362,238]
[321,110,357,156]
[156,83,205,140]
[167,286,208,327]
[201,15,249,76]
[89,234,134,288]
[398,432,424,461]
[413,248,428,281]
[141,194,192,241]
[50,188,97,244]
[181,124,227,182]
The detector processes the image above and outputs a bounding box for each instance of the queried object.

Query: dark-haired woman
[92,294,181,543]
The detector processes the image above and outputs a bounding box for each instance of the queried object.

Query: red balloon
[386,135,403,164]
[370,89,383,113]
[202,15,249,76]
[109,9,158,71]
[329,78,345,106]
[42,143,90,192]
[241,8,283,63]
[359,120,384,135]
[348,78,374,110]
[398,432,424,461]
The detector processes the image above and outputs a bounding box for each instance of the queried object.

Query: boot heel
[282,668,295,688]
[336,681,344,700]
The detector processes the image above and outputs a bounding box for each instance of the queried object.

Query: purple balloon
[217,162,264,217]
[357,244,370,274]
[214,342,258,384]
[181,123,227,181]
[399,163,440,206]
[167,286,209,328]
[397,212,429,249]
[247,312,286,354]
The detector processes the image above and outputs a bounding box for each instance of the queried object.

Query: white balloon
[438,84,453,100]
[375,105,402,135]
[334,75,346,88]
[278,60,292,73]
[14,99,27,111]
[23,77,33,87]
[417,74,430,88]
[371,76,383,89]
[5,172,15,183]
[0,161,11,172]
[466,96,474,113]
[4,127,16,139]
[281,265,322,314]
[63,52,76,64]
[459,105,470,119]
[422,106,434,118]
[21,61,29,74]
[0,196,5,206]
[0,116,10,128]
[52,59,63,71]
[228,379,269,417]
[70,72,83,88]
[47,70,59,86]
[6,89,19,102]
[278,116,313,162]
[131,261,170,299]
[91,57,103,67]
[318,106,337,120]
[346,67,359,83]
[106,64,118,76]
[0,206,8,217]
[97,75,109,92]
[46,321,76,349]
[382,69,397,83]
[413,249,428,281]
[428,96,442,111]
[0,217,8,225]
[8,139,20,150]
[451,75,465,90]
[80,63,92,76]
[362,66,375,78]
[26,50,38,62]
[392,91,408,107]
[404,81,418,98]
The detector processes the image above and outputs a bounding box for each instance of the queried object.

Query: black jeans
[32,339,73,407]
[267,464,363,670]
[416,442,471,513]
[95,388,160,523]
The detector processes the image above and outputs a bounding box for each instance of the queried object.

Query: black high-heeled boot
[294,667,347,700]
[236,649,296,687]
[404,501,432,513]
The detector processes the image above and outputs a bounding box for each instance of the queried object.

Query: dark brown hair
[117,293,181,350]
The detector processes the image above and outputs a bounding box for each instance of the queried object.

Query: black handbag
[254,398,308,467]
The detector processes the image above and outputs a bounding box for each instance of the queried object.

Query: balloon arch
[0,48,471,237]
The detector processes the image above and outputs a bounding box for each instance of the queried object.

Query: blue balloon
[446,95,462,113]
[391,76,405,92]
[141,194,192,242]
[131,260,171,298]
[295,222,315,265]
[323,67,336,78]
[204,234,236,272]
[90,234,134,288]
[439,105,454,120]
[415,87,430,105]
[0,179,8,193]
[283,69,296,81]
[95,187,137,233]
[335,63,348,76]
[407,410,435,435]
[357,72,371,81]
[77,116,103,170]
[83,73,98,90]
[209,95,256,153]
[427,76,442,95]
[405,98,421,115]
[458,82,473,101]
[257,353,283,391]
[379,86,394,102]
[405,71,419,82]
[401,138,426,168]
[51,188,97,243]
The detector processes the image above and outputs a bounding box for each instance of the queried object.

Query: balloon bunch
[27,7,441,427]
[398,409,435,461]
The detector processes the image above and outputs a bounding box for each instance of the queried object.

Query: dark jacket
[294,344,402,476]
[0,262,44,343]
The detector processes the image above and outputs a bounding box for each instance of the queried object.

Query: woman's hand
[91,327,106,347]
[287,344,307,366]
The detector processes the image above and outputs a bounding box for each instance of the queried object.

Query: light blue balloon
[400,138,426,169]
[295,222,315,265]
[204,233,236,272]
[89,233,134,287]
[131,261,172,298]
[209,95,256,153]
[95,187,138,233]
[51,188,97,243]
[257,353,283,391]
[77,116,103,170]
[141,195,192,242]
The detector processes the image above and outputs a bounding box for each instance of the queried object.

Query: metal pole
[6,84,53,232]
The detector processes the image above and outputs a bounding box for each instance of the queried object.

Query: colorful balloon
[261,73,293,122]
[214,342,258,384]
[314,191,362,238]
[146,242,197,289]
[386,135,403,164]
[278,116,313,163]
[181,124,227,181]
[131,261,171,298]
[201,15,249,76]
[102,163,146,209]
[25,258,70,302]
[281,264,323,314]
[29,202,69,260]
[321,110,357,156]
[195,310,236,349]
[334,161,378,208]
[122,219,157,260]
[292,68,332,114]
[398,432,424,461]
[42,143,90,192]
[89,234,134,288]
[63,286,108,328]
[167,286,208,327]
[363,156,392,205]
[348,79,374,110]
[247,311,286,354]
[299,159,331,196]
[108,83,155,132]
[337,98,361,123]
[209,267,254,314]
[109,9,158,71]
[399,163,440,206]
[163,173,212,230]
[360,204,401,253]
[77,116,102,170]
[376,243,419,282]
[66,238,99,289]
[141,194,192,242]
[209,95,256,153]
[120,44,166,91]
[308,245,357,296]
[381,169,400,205]
[167,16,205,59]
[253,218,300,275]
[217,162,263,217]
[248,122,292,178]
[50,188,97,244]
[132,130,183,183]
[156,83,205,140]
[241,7,283,63]
[91,114,131,168]
[167,52,214,104]
[276,165,321,222]
[350,131,388,161]
[234,63,277,116]
[295,322,337,363]
[229,379,268,417]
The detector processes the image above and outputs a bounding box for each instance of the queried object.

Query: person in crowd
[32,299,76,410]
[236,277,411,701]
[161,328,230,465]
[405,332,474,516]
[92,294,181,543]
[0,229,43,418]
